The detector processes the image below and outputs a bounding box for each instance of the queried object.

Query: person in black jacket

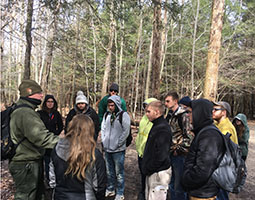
[181,99,225,200]
[38,94,63,182]
[65,91,100,141]
[142,101,172,200]
[49,114,107,200]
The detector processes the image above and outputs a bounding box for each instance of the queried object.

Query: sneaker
[114,194,125,200]
[105,190,115,197]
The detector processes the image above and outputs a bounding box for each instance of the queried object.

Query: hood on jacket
[42,94,58,111]
[233,113,249,130]
[55,138,70,161]
[108,95,122,113]
[143,98,158,109]
[191,98,214,133]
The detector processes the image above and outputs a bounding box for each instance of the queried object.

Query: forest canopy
[1,0,255,118]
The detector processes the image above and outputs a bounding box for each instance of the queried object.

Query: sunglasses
[110,90,118,93]
[213,108,224,111]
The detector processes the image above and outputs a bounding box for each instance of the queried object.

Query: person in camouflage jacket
[165,93,194,200]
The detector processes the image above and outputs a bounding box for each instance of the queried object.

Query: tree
[151,0,162,99]
[203,0,225,101]
[23,0,34,80]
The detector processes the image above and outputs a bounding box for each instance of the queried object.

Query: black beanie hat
[109,83,119,93]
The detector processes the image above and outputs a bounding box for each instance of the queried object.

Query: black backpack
[1,104,32,161]
[197,125,247,194]
[104,110,132,147]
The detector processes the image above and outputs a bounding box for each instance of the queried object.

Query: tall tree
[101,1,115,98]
[203,0,225,100]
[23,0,34,80]
[151,0,162,99]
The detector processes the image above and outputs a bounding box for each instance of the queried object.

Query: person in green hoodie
[233,113,250,161]
[135,98,158,200]
[9,80,60,200]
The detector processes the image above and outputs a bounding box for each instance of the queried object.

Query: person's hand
[59,130,65,138]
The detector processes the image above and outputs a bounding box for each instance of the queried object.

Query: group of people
[8,79,250,200]
[135,92,250,200]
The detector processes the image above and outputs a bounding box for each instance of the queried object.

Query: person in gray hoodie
[101,95,131,200]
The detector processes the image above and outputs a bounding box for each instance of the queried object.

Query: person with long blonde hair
[49,114,106,200]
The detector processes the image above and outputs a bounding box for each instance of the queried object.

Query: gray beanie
[75,91,88,104]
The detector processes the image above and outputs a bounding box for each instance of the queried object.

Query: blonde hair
[65,114,96,181]
[148,100,165,115]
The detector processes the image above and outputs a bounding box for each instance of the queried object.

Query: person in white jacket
[101,95,131,200]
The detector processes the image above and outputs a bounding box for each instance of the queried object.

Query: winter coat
[215,117,238,144]
[49,138,107,200]
[166,106,194,155]
[135,98,158,158]
[233,113,250,158]
[181,99,225,198]
[101,95,130,153]
[10,98,59,161]
[98,94,127,125]
[38,95,63,136]
[141,115,172,176]
[65,106,100,141]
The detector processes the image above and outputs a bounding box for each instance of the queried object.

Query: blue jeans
[105,151,125,196]
[216,189,229,200]
[169,154,188,200]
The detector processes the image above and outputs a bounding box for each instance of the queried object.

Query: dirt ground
[1,121,255,200]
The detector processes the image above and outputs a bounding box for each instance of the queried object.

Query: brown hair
[165,91,179,101]
[65,114,96,181]
[233,119,245,138]
[148,100,165,115]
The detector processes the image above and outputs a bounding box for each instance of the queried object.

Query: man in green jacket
[9,80,60,200]
[98,83,127,126]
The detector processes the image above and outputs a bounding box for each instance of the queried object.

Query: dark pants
[169,154,188,200]
[138,156,146,198]
[9,160,45,200]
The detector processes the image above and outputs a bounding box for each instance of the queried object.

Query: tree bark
[101,2,115,98]
[203,0,225,101]
[41,1,60,93]
[191,0,200,98]
[145,32,153,100]
[151,0,162,99]
[23,0,34,80]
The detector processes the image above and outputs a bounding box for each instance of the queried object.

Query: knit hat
[19,80,42,97]
[179,96,192,107]
[75,91,88,104]
[109,83,119,93]
[213,101,231,115]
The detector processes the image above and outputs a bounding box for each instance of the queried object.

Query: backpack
[197,125,247,194]
[104,110,132,147]
[1,103,32,161]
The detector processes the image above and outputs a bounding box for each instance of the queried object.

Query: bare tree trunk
[131,7,143,117]
[191,0,200,98]
[23,0,34,80]
[151,0,162,99]
[119,11,124,96]
[101,2,115,98]
[115,28,119,84]
[145,32,153,99]
[41,2,60,93]
[90,7,97,105]
[160,4,168,80]
[203,0,225,101]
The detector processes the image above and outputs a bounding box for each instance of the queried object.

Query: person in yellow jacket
[135,98,158,200]
[212,101,238,144]
[212,101,238,200]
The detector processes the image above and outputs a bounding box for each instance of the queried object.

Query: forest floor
[1,121,255,200]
